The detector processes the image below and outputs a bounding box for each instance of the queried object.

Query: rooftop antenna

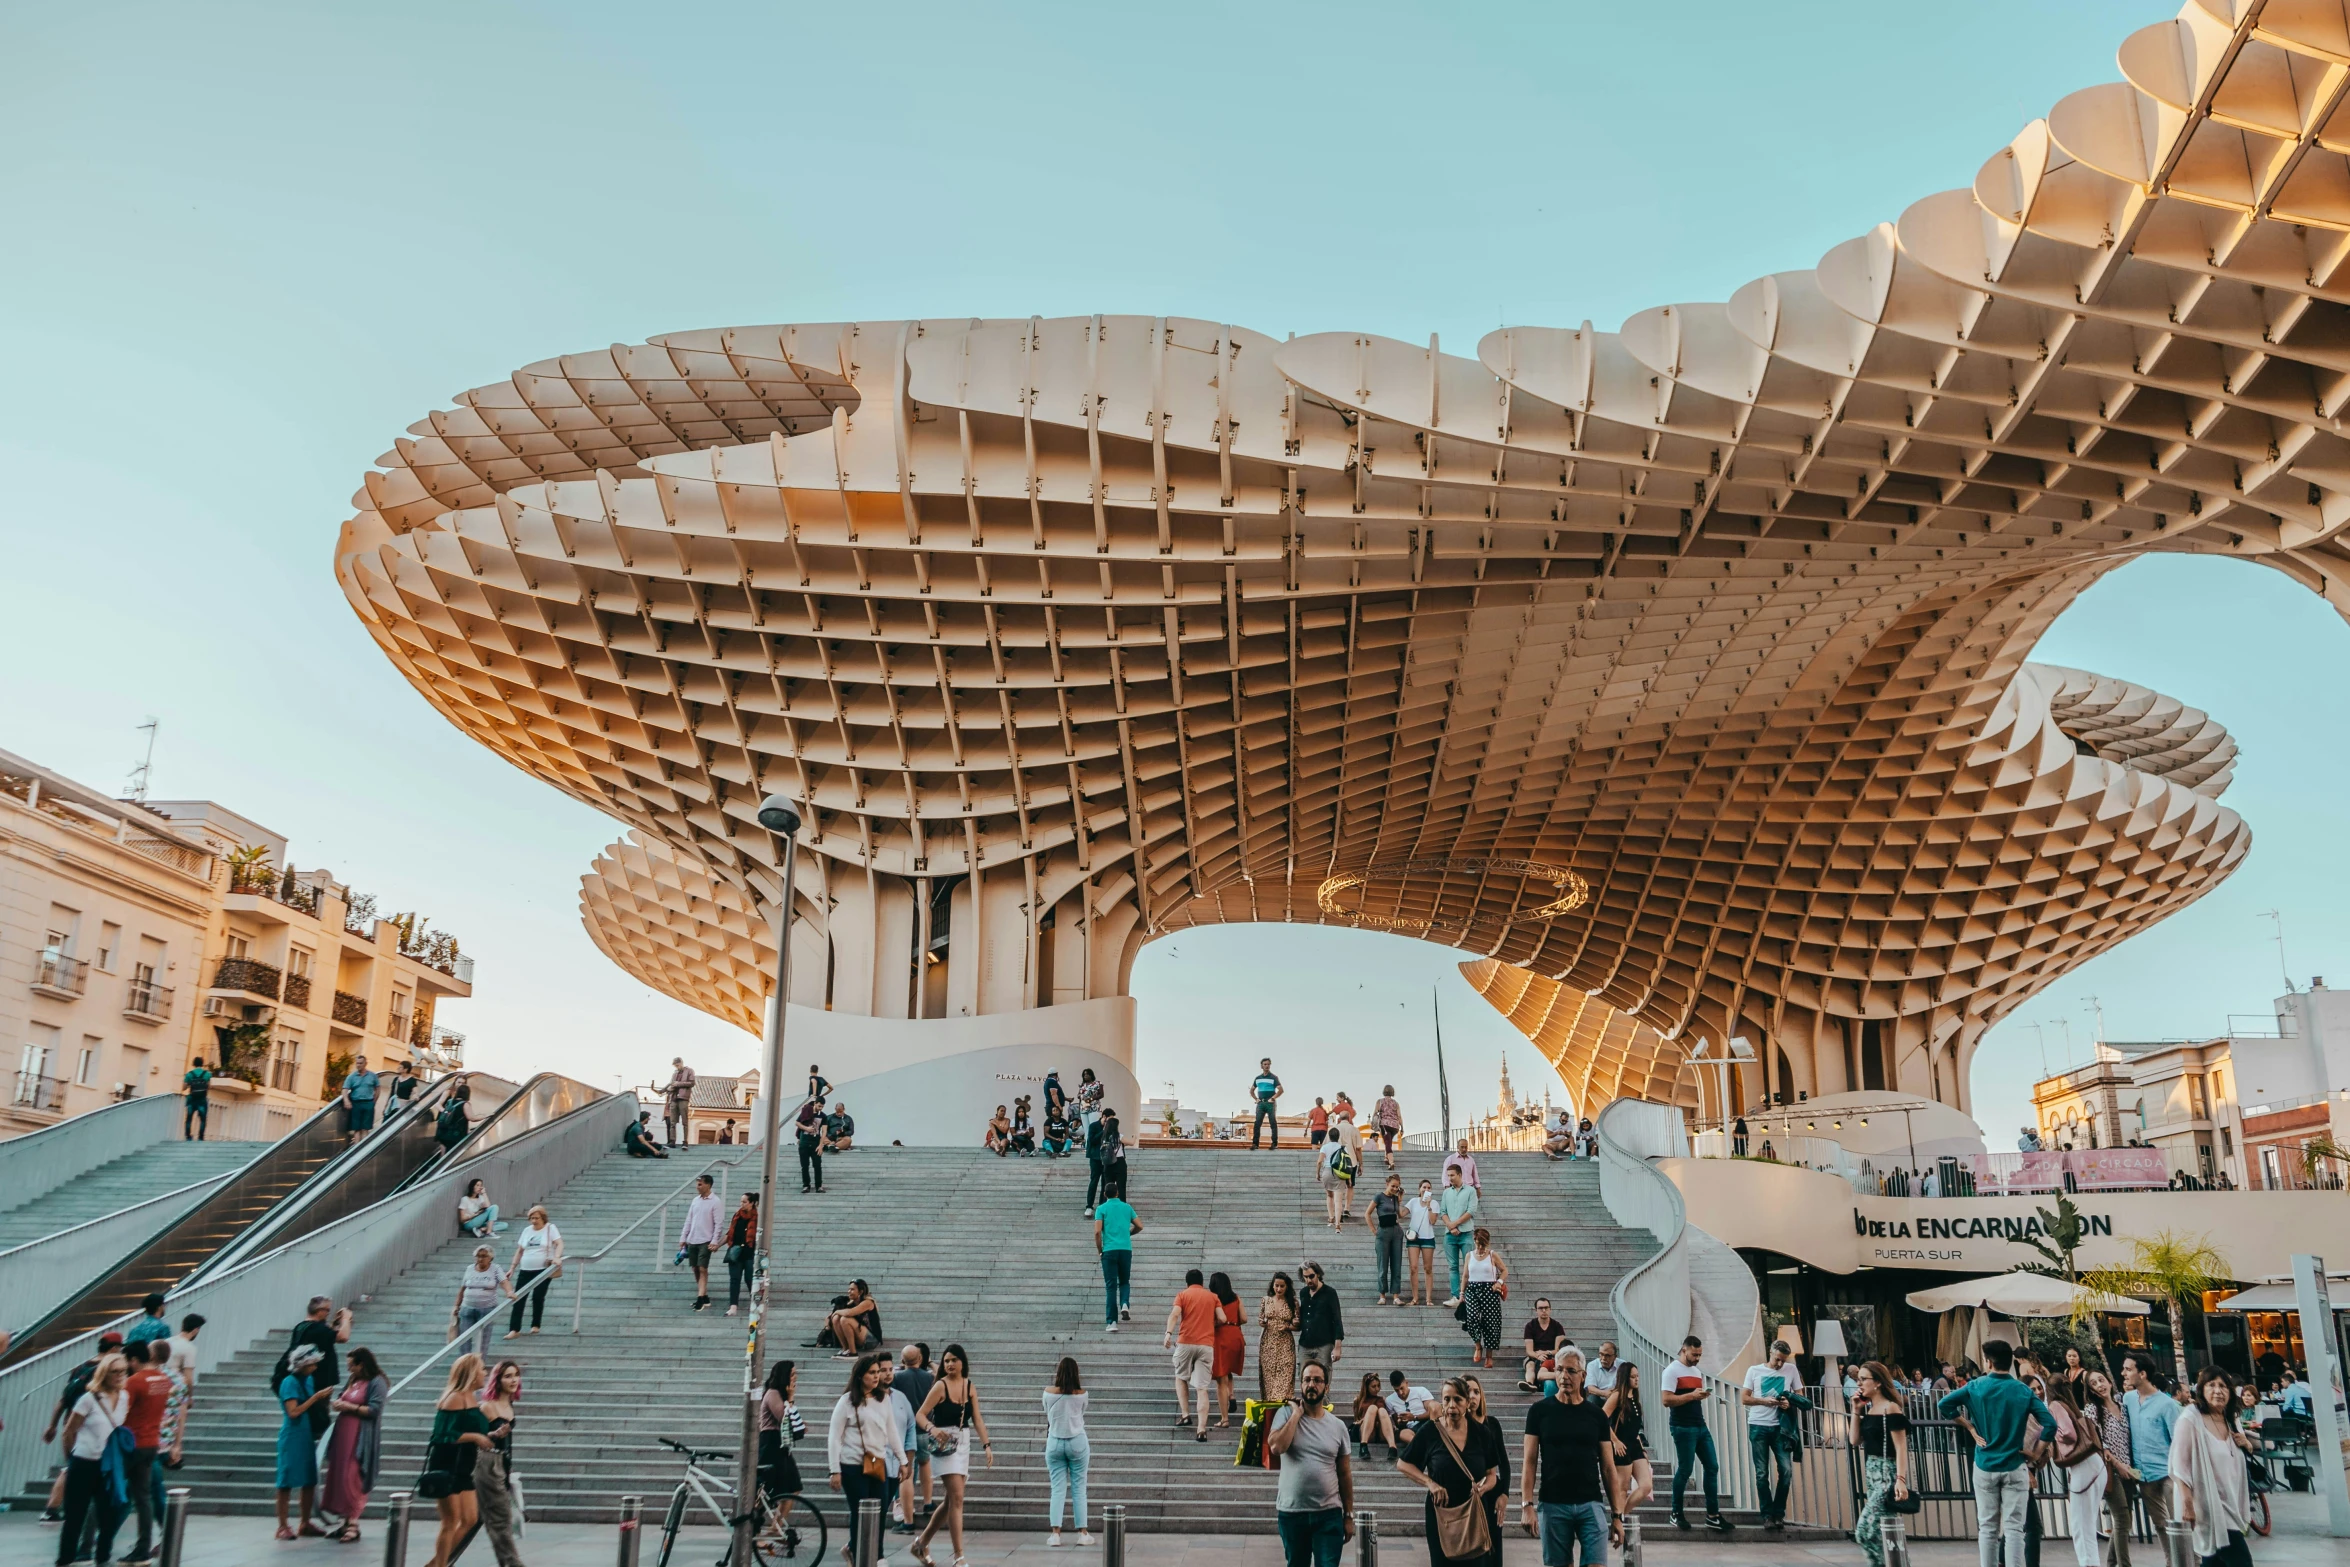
[2053,1017,2074,1063]
[2083,995,2106,1049]
[124,717,159,803]
[2259,910,2296,993]
[2023,1022,2049,1075]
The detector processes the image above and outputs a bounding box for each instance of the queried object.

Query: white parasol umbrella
[1906,1272,2149,1319]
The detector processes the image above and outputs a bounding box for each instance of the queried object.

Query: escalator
[0,1069,595,1369]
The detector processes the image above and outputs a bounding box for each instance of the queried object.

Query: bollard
[1621,1512,1644,1567]
[383,1491,413,1567]
[1103,1502,1127,1567]
[2161,1518,2194,1567]
[1881,1514,1908,1567]
[855,1498,883,1567]
[159,1487,191,1567]
[1354,1507,1376,1567]
[616,1494,643,1567]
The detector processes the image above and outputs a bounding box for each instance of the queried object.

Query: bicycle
[653,1437,831,1567]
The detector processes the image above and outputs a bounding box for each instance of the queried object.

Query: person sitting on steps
[827,1279,883,1359]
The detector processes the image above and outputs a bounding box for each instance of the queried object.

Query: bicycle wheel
[756,1491,828,1563]
[2250,1487,2272,1537]
[654,1482,691,1567]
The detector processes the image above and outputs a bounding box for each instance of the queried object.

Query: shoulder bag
[856,1407,888,1481]
[1429,1419,1492,1561]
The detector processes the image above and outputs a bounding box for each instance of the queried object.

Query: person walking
[1938,1338,2054,1567]
[1397,1377,1505,1567]
[1042,1357,1093,1548]
[2121,1353,2182,1546]
[434,1081,472,1153]
[472,1360,527,1567]
[274,1345,331,1540]
[1165,1270,1219,1441]
[1210,1272,1247,1428]
[663,1057,697,1146]
[56,1351,129,1567]
[123,1294,170,1353]
[162,1317,202,1470]
[1318,1135,1358,1229]
[679,1172,723,1311]
[724,1191,760,1316]
[1443,1139,1481,1193]
[908,1344,990,1567]
[1519,1346,1625,1567]
[758,1360,806,1530]
[336,1055,380,1142]
[1092,1189,1139,1331]
[1251,1058,1285,1148]
[1739,1337,1800,1530]
[320,1347,387,1545]
[389,1060,423,1113]
[829,1354,905,1567]
[1372,1087,1403,1168]
[1370,1174,1407,1305]
[892,1347,934,1533]
[1730,1116,1747,1158]
[2171,1366,2253,1567]
[1331,1092,1361,1164]
[1602,1361,1652,1513]
[1307,1098,1330,1148]
[1260,1273,1300,1402]
[2043,1377,2107,1567]
[1297,1261,1344,1376]
[180,1058,210,1141]
[422,1356,496,1567]
[1437,1168,1479,1307]
[450,1245,511,1360]
[796,1095,827,1193]
[1460,1230,1507,1369]
[120,1340,171,1564]
[1403,1179,1440,1307]
[1663,1335,1730,1533]
[504,1206,562,1338]
[2086,1368,2141,1567]
[1095,1110,1129,1203]
[1269,1359,1356,1567]
[1849,1361,1910,1567]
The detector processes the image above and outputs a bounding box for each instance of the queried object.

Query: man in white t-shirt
[679,1173,724,1312]
[1585,1341,1621,1394]
[1739,1341,1799,1530]
[1384,1371,1433,1443]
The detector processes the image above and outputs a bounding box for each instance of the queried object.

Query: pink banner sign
[1966,1150,2068,1193]
[2065,1147,2169,1190]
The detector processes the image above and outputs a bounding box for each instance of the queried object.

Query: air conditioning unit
[202,996,229,1017]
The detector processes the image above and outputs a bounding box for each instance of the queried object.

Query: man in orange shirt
[123,1338,175,1563]
[1163,1268,1219,1442]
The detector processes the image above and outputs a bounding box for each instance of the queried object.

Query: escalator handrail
[394,1071,605,1195]
[0,1091,352,1370]
[184,1070,517,1286]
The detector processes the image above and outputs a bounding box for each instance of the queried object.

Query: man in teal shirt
[2121,1353,2182,1543]
[1093,1194,1141,1330]
[1437,1167,1479,1306]
[1937,1339,2052,1567]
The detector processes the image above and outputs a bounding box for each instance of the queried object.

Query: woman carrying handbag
[1848,1362,1912,1567]
[2044,1379,2108,1567]
[1396,1378,1506,1567]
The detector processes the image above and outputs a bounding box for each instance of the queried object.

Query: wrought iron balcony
[10,1069,65,1112]
[283,973,313,1009]
[123,979,173,1024]
[332,990,368,1030]
[31,950,88,999]
[211,956,283,1000]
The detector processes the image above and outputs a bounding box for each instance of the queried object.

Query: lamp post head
[756,795,802,836]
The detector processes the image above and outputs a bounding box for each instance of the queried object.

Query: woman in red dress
[1208,1271,1246,1428]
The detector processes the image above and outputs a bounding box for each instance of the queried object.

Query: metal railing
[123,978,173,1023]
[0,1090,633,1498]
[1399,1120,1559,1152]
[210,956,282,999]
[560,1149,754,1333]
[0,1166,244,1339]
[32,950,88,997]
[10,1070,65,1112]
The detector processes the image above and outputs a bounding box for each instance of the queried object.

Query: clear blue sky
[5,1,2339,1140]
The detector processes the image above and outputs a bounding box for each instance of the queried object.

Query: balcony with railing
[122,979,173,1025]
[283,972,313,1010]
[209,956,283,1001]
[331,990,368,1031]
[31,950,88,1000]
[10,1070,65,1113]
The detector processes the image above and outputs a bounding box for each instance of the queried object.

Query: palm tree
[2300,1134,2350,1190]
[2078,1231,2226,1386]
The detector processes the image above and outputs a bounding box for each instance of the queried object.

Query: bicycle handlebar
[657,1435,737,1464]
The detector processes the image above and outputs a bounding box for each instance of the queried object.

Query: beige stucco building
[1,746,474,1139]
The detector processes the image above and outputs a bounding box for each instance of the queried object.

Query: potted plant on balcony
[225,842,274,894]
[211,1021,270,1087]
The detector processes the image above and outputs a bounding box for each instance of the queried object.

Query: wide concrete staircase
[0,1140,262,1252]
[169,1146,1672,1534]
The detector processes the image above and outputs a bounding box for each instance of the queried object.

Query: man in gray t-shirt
[1267,1361,1355,1567]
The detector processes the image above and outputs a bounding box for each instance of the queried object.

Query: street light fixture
[732,794,801,1567]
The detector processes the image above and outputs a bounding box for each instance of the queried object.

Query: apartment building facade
[3,746,474,1139]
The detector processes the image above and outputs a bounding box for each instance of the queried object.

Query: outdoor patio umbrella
[1906,1273,2150,1319]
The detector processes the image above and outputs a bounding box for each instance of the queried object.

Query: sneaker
[1669,1513,1690,1532]
[694,1298,708,1312]
[1705,1515,1733,1534]
[1118,1307,1131,1322]
[1078,1533,1095,1547]
[1444,1297,1460,1307]
[1103,1323,1118,1333]
[1047,1532,1063,1549]
[1082,1208,1095,1218]
[726,1305,739,1317]
[40,1510,62,1524]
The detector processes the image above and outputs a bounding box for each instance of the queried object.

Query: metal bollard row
[617,1493,643,1567]
[1621,1512,1643,1567]
[383,1491,412,1567]
[2162,1518,2194,1567]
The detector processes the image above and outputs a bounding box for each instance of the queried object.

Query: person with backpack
[1095,1110,1129,1204]
[434,1082,471,1153]
[180,1059,211,1141]
[40,1331,126,1524]
[1318,1136,1358,1229]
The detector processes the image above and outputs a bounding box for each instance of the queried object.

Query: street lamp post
[732,795,801,1567]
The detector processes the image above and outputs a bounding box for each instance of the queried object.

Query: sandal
[276,1526,297,1541]
[334,1526,362,1544]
